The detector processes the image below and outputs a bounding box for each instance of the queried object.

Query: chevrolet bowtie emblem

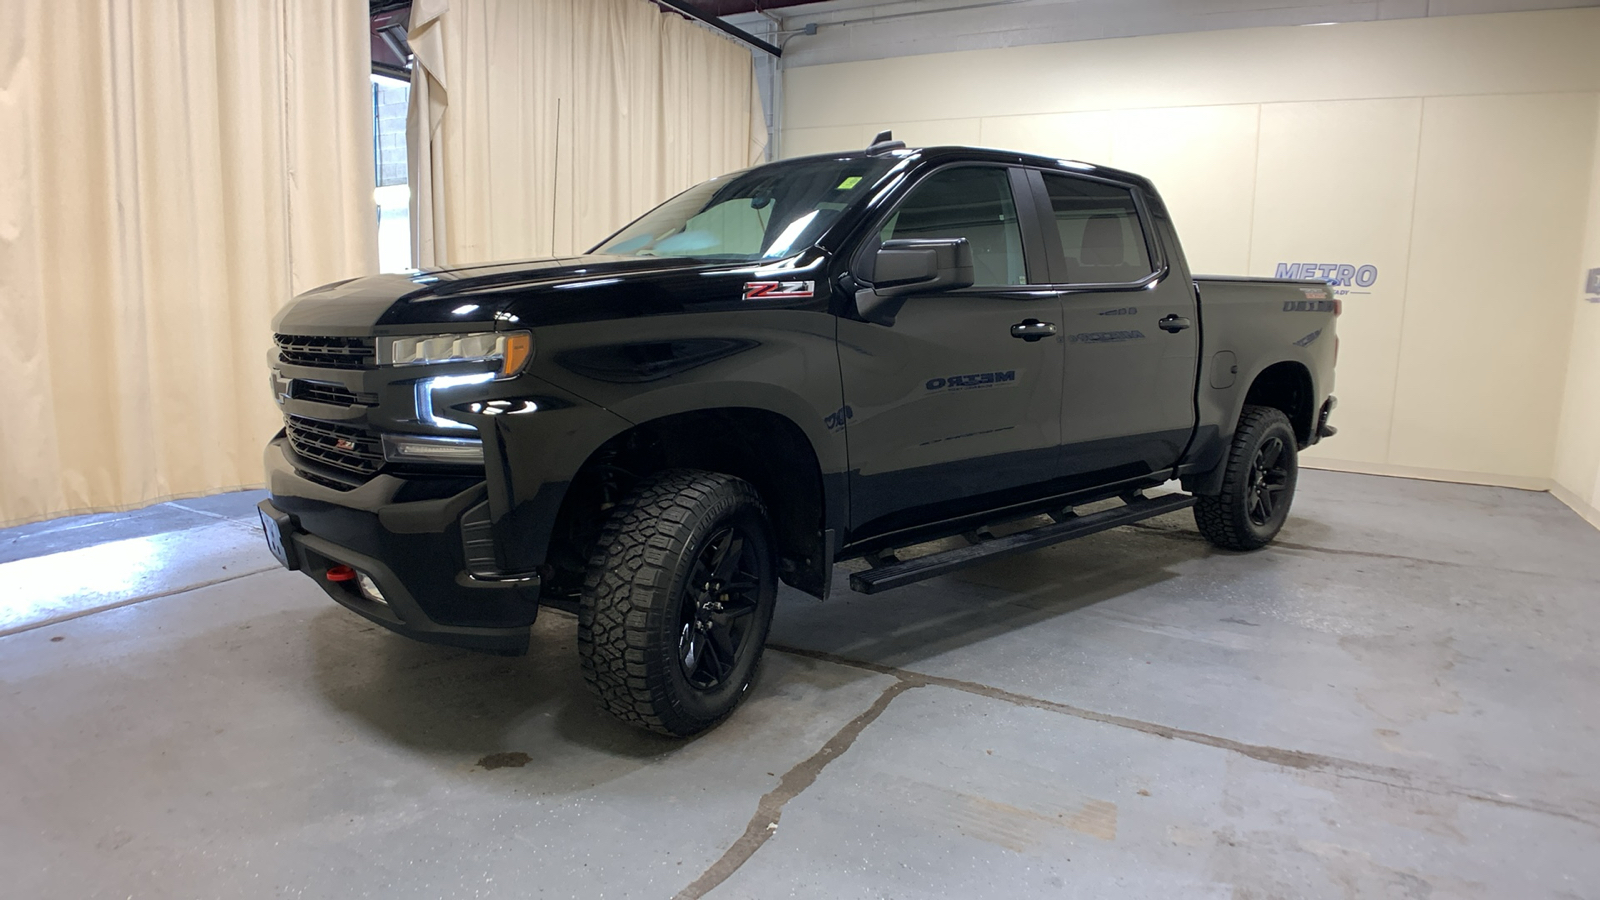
[271,370,291,404]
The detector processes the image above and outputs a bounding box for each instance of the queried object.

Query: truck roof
[769,144,1161,198]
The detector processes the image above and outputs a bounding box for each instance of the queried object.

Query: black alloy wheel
[579,469,778,736]
[1246,435,1291,527]
[1194,404,1299,551]
[677,525,763,691]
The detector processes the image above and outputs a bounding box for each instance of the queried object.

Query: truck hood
[272,253,828,334]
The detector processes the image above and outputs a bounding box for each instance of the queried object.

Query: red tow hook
[325,565,357,582]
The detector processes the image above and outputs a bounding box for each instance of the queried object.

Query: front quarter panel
[529,306,848,478]
[534,300,849,550]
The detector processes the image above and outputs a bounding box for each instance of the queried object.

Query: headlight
[379,331,533,377]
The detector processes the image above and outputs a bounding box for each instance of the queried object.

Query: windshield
[594,157,895,262]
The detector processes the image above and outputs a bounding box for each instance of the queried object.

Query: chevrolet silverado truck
[258,135,1338,736]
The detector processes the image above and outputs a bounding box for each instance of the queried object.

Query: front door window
[878,166,1028,287]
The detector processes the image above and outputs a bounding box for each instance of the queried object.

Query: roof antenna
[866,129,906,155]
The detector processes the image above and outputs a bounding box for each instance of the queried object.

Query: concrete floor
[2,470,1598,899]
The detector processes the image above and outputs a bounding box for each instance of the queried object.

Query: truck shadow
[303,512,1212,779]
[767,513,1213,674]
[305,606,685,791]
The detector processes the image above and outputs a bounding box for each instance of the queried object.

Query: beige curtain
[408,0,766,267]
[0,1,377,528]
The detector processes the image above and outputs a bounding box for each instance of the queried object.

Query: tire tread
[577,469,767,736]
[1194,404,1295,551]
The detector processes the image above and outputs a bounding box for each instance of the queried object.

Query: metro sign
[1275,262,1378,288]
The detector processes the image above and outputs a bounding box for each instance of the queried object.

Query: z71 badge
[743,281,814,300]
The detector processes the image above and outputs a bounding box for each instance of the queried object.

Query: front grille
[292,380,360,406]
[284,415,384,475]
[297,467,360,492]
[275,334,375,370]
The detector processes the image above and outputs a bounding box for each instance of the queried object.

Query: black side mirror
[855,238,975,326]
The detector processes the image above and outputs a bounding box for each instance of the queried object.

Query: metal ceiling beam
[370,3,413,77]
[677,0,818,13]
[653,0,784,56]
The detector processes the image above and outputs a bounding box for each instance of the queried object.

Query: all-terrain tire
[577,469,777,737]
[1194,405,1299,551]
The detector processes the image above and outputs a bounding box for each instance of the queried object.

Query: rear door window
[1040,174,1153,284]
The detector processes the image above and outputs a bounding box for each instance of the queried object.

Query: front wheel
[1194,405,1298,551]
[578,469,777,736]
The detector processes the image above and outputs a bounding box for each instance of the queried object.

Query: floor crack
[672,677,924,899]
[1127,522,1600,583]
[767,643,1600,832]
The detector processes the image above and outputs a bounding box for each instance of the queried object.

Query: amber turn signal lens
[501,333,533,377]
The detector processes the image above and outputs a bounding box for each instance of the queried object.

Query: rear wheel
[578,469,776,736]
[1194,405,1298,551]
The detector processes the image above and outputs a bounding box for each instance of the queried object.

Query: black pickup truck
[259,136,1337,736]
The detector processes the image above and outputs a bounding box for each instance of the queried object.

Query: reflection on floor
[2,472,1598,899]
[0,491,269,635]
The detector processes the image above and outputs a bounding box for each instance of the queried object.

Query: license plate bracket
[258,501,301,571]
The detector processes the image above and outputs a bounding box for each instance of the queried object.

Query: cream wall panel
[1388,93,1596,479]
[1252,98,1425,468]
[784,9,1600,131]
[1555,304,1600,521]
[781,124,871,157]
[1107,105,1261,274]
[780,121,984,159]
[1552,95,1600,526]
[871,118,983,148]
[977,110,1117,163]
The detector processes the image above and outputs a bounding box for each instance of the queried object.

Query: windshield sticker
[836,176,862,190]
[743,281,815,300]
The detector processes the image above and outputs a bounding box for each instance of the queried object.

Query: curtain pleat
[408,0,766,267]
[0,0,376,528]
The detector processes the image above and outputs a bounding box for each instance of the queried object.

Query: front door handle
[1010,319,1057,342]
[1158,314,1192,333]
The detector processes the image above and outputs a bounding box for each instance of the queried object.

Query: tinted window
[1041,174,1153,284]
[879,166,1027,287]
[597,157,894,262]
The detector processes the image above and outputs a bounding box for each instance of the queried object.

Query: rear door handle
[1010,319,1057,341]
[1158,314,1192,333]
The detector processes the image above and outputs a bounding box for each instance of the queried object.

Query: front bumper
[262,436,540,655]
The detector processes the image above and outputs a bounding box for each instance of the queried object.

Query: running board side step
[848,492,1198,595]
